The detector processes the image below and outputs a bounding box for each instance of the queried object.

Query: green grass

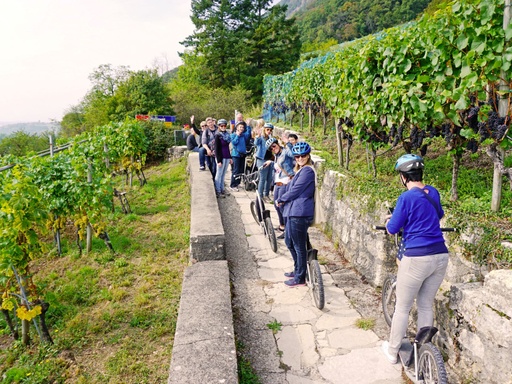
[0,158,190,383]
[355,318,376,331]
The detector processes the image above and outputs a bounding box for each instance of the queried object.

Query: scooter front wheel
[417,342,448,384]
[264,217,278,253]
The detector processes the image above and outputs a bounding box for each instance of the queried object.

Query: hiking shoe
[284,279,306,287]
[275,226,285,232]
[381,341,398,364]
[216,193,222,198]
[199,166,206,171]
[277,232,285,240]
[221,191,230,196]
[284,271,295,278]
[263,196,273,204]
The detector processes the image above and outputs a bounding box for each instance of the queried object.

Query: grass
[0,158,190,383]
[266,319,282,334]
[355,318,376,331]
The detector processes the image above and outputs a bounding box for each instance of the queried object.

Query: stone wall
[314,166,512,384]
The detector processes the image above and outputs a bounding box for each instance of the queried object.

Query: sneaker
[221,191,230,196]
[199,166,206,171]
[216,193,222,198]
[284,271,295,278]
[275,226,285,232]
[263,196,273,204]
[228,187,239,192]
[277,232,285,240]
[381,341,398,364]
[284,279,306,287]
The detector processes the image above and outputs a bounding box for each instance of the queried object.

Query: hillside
[278,0,432,47]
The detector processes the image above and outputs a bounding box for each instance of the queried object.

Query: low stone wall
[188,152,225,262]
[167,261,238,384]
[314,166,512,383]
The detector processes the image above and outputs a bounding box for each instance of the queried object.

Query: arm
[279,167,314,203]
[215,135,222,163]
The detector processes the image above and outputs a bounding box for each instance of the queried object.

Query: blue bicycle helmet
[266,137,278,149]
[217,119,228,126]
[263,123,274,129]
[292,142,311,156]
[395,154,424,172]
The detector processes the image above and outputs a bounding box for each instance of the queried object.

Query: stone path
[218,176,405,384]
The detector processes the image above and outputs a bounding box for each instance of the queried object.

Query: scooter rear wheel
[381,274,396,327]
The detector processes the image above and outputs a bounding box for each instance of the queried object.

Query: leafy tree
[60,104,87,138]
[109,69,172,121]
[0,131,49,157]
[181,0,301,99]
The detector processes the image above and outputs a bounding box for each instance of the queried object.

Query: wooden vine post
[86,159,93,253]
[491,0,511,211]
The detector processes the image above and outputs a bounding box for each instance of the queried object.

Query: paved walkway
[217,173,405,384]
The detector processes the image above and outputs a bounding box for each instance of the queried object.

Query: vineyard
[0,120,151,349]
[263,0,512,204]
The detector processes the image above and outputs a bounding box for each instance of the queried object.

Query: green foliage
[291,0,431,46]
[169,83,253,123]
[140,120,175,162]
[180,0,301,101]
[0,160,190,382]
[355,317,376,331]
[0,131,49,157]
[266,319,282,334]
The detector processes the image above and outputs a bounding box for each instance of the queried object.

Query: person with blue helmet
[254,122,275,203]
[276,141,315,287]
[381,154,449,364]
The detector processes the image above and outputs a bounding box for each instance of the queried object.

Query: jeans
[214,158,230,193]
[206,155,217,179]
[256,158,273,197]
[388,253,449,355]
[284,216,314,284]
[197,147,206,167]
[230,156,245,188]
[273,184,286,226]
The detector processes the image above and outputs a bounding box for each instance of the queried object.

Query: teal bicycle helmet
[263,123,274,129]
[217,119,228,126]
[292,142,311,156]
[395,154,424,172]
[266,137,278,149]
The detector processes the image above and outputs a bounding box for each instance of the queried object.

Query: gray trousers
[388,253,449,355]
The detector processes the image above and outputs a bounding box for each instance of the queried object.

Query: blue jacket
[279,166,315,218]
[254,135,271,160]
[230,127,252,157]
[275,146,295,178]
[386,185,447,255]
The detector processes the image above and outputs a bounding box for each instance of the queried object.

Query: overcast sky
[0,0,195,124]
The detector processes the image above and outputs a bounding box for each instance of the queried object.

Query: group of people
[187,114,451,365]
[185,113,317,288]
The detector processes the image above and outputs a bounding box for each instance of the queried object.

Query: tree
[0,131,49,157]
[110,69,172,121]
[181,0,301,99]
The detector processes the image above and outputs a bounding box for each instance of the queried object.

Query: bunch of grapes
[441,122,453,144]
[466,138,479,153]
[466,106,480,132]
[492,124,509,140]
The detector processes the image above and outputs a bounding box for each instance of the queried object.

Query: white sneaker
[381,341,398,364]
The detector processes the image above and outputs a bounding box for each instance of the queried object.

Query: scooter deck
[398,338,414,366]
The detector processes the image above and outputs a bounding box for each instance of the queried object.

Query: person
[229,121,252,191]
[254,122,275,203]
[186,117,207,170]
[263,137,295,238]
[276,142,316,287]
[201,117,218,178]
[381,154,449,364]
[214,119,232,198]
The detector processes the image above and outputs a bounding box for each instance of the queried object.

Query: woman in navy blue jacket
[276,142,315,287]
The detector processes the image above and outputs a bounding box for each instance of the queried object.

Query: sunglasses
[200,125,206,128]
[219,124,227,127]
[294,154,308,159]
[271,144,279,149]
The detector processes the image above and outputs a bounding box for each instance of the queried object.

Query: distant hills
[0,122,60,136]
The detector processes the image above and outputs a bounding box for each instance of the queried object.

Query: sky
[0,0,195,124]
